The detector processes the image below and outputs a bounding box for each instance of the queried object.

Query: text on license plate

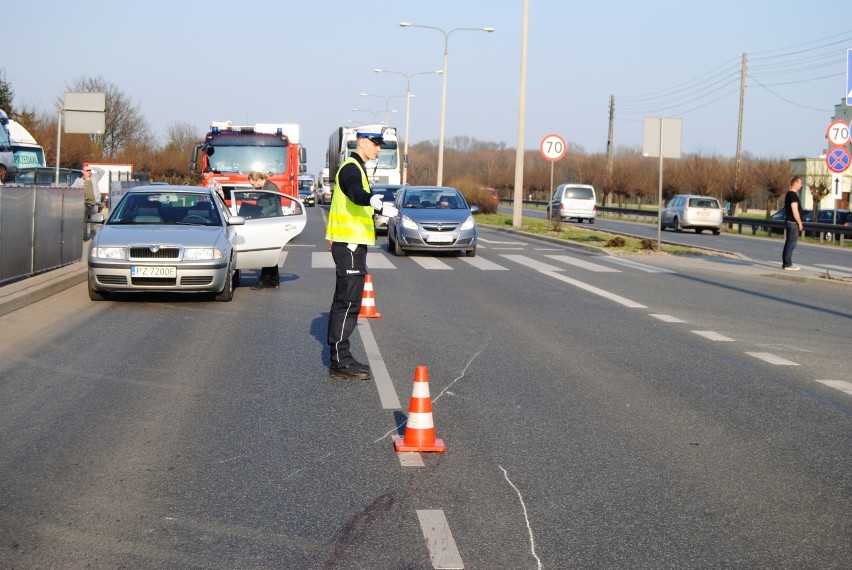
[426,233,455,243]
[131,266,176,277]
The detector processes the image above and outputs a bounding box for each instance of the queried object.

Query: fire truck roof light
[276,128,283,136]
[211,126,219,134]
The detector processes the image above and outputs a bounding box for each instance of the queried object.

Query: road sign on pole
[831,172,843,199]
[826,147,851,173]
[847,48,852,105]
[539,134,567,162]
[826,120,851,148]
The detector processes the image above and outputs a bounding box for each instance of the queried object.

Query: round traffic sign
[539,133,567,162]
[826,147,851,173]
[825,120,851,147]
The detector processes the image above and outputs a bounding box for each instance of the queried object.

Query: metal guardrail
[500,200,851,246]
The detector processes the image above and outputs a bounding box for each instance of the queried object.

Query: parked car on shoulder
[804,209,850,240]
[761,206,812,235]
[387,186,478,257]
[661,194,723,234]
[87,185,306,302]
[371,184,407,234]
[547,183,597,223]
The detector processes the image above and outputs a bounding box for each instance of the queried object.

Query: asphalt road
[1,205,850,568]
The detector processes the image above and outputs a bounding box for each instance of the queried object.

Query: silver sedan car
[387,186,478,257]
[87,185,306,301]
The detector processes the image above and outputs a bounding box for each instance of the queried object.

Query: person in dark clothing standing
[782,176,804,270]
[325,131,397,380]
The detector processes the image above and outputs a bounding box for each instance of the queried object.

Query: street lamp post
[360,93,406,126]
[400,21,494,186]
[374,68,442,184]
[351,108,387,124]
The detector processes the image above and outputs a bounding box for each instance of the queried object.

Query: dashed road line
[540,270,647,308]
[692,330,735,342]
[545,254,620,272]
[596,256,677,273]
[745,352,800,366]
[500,254,564,272]
[650,314,686,323]
[417,510,464,569]
[816,380,852,396]
[460,256,509,270]
[357,320,402,410]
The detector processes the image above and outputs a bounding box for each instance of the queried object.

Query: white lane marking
[357,320,401,410]
[491,247,526,250]
[409,257,453,270]
[501,254,564,272]
[460,256,509,270]
[478,237,527,245]
[596,256,676,273]
[816,380,852,396]
[540,270,647,308]
[545,254,620,272]
[311,251,397,269]
[745,352,800,366]
[755,344,813,353]
[311,252,334,269]
[366,252,397,269]
[417,510,465,569]
[499,466,543,570]
[398,451,425,467]
[692,330,735,342]
[650,314,686,323]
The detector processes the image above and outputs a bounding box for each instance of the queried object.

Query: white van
[547,183,597,224]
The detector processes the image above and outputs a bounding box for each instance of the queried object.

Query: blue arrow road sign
[826,147,851,173]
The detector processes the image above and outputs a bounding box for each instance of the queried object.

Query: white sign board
[826,120,850,147]
[831,172,844,199]
[64,111,105,134]
[539,133,567,162]
[642,117,682,159]
[64,92,105,112]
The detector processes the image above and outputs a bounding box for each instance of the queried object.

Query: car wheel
[673,217,682,232]
[712,229,721,235]
[465,246,477,257]
[695,228,703,234]
[393,232,405,256]
[215,260,235,302]
[588,218,595,224]
[88,278,107,301]
[232,269,241,288]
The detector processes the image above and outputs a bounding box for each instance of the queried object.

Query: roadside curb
[0,261,87,318]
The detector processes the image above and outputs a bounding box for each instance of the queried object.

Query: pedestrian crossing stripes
[309,251,680,275]
[595,256,677,273]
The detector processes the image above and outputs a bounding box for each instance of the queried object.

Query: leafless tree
[752,158,792,216]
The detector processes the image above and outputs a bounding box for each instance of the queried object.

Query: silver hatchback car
[87,185,306,301]
[660,194,724,234]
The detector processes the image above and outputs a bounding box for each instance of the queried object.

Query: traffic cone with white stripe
[394,366,446,453]
[358,274,382,318]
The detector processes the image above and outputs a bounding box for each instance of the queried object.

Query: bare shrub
[607,236,626,248]
[640,238,658,251]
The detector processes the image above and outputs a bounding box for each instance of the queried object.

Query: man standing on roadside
[202,167,224,200]
[73,165,105,240]
[325,130,397,381]
[782,175,804,270]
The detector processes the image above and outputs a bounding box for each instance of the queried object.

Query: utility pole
[734,53,747,194]
[605,95,615,206]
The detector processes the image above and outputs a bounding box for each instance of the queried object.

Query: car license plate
[426,233,454,243]
[131,266,176,277]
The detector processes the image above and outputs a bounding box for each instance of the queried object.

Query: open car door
[229,190,307,271]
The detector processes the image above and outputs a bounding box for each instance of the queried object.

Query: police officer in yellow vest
[326,130,398,380]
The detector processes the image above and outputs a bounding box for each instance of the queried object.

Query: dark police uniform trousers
[327,241,368,368]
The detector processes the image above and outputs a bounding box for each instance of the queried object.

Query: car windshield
[688,198,720,208]
[402,190,465,209]
[109,192,221,226]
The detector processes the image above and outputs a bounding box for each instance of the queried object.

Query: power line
[747,73,833,112]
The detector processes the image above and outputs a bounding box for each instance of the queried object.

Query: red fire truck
[190,121,306,198]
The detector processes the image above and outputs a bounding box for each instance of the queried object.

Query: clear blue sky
[6,1,851,175]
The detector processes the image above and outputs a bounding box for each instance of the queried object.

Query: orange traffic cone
[394,366,446,453]
[358,274,382,318]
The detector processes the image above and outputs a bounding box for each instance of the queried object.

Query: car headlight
[460,215,476,231]
[183,248,224,260]
[91,247,126,260]
[401,215,419,230]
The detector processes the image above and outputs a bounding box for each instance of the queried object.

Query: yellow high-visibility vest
[325,157,375,245]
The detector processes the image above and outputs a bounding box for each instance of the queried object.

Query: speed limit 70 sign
[826,120,851,147]
[540,134,567,162]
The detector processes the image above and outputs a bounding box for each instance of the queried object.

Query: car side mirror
[227,215,246,225]
[470,205,480,214]
[91,213,105,224]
